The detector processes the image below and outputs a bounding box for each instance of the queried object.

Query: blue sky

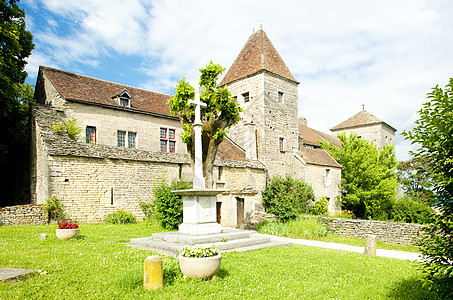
[20,0,453,161]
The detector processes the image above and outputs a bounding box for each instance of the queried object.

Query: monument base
[178,222,222,235]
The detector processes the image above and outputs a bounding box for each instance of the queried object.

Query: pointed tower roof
[219,29,298,86]
[330,110,396,132]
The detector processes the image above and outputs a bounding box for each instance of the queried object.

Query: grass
[0,222,437,299]
[257,217,421,253]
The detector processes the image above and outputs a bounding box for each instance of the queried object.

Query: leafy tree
[0,0,34,205]
[402,79,453,297]
[397,158,436,204]
[168,62,242,188]
[262,175,315,222]
[321,132,398,220]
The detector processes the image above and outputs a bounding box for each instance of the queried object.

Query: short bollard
[144,256,163,291]
[364,235,377,257]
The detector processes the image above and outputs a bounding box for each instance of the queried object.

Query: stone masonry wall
[305,164,341,212]
[319,217,425,245]
[0,205,47,226]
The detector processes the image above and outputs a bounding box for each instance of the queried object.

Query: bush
[391,197,434,224]
[43,195,65,223]
[257,217,328,239]
[153,178,192,230]
[309,196,329,216]
[105,209,136,224]
[53,118,82,140]
[262,175,315,222]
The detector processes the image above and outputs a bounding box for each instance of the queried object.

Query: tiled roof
[330,110,396,132]
[299,122,342,149]
[299,147,342,168]
[219,30,298,86]
[217,137,248,162]
[38,66,175,118]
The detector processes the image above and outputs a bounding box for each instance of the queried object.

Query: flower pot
[178,254,221,279]
[56,228,80,240]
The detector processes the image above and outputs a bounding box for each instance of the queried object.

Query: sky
[19,0,453,161]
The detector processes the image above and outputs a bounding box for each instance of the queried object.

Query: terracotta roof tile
[217,137,248,162]
[299,123,342,149]
[299,147,341,168]
[39,66,174,117]
[330,110,396,132]
[219,30,298,86]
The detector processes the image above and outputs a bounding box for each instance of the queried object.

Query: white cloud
[22,0,453,160]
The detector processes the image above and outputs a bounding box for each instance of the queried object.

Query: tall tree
[397,158,436,204]
[321,132,398,220]
[0,0,34,205]
[402,79,453,297]
[168,62,242,188]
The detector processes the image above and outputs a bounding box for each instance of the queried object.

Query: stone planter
[56,228,80,240]
[178,254,221,279]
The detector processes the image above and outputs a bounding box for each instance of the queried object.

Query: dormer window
[114,90,131,107]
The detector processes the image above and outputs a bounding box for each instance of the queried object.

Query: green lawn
[0,223,437,299]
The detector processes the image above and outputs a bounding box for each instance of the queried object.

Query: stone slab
[0,268,38,282]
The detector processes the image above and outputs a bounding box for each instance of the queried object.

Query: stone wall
[319,217,425,245]
[0,205,47,226]
[305,164,341,212]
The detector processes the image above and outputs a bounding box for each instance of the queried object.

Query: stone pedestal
[364,234,377,257]
[173,189,225,235]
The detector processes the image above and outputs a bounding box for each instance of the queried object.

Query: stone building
[330,108,396,149]
[30,29,342,226]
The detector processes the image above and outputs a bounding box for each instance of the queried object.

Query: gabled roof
[330,110,396,132]
[37,66,175,118]
[299,147,342,168]
[299,122,342,149]
[219,30,298,86]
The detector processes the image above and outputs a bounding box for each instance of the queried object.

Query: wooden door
[216,202,222,224]
[236,197,244,227]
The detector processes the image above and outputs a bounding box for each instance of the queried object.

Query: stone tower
[219,29,300,179]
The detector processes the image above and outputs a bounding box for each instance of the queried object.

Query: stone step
[151,229,253,245]
[205,235,271,251]
[227,240,293,252]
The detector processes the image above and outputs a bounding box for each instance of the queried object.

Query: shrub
[309,196,329,216]
[105,209,136,224]
[257,217,328,239]
[53,118,82,140]
[262,175,315,222]
[43,195,65,223]
[153,178,192,230]
[391,197,434,224]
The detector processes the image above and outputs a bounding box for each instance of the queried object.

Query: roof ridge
[39,66,172,97]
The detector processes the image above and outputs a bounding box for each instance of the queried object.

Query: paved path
[266,235,422,261]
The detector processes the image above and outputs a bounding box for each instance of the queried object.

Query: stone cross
[188,91,207,189]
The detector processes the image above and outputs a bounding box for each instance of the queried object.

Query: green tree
[402,79,453,297]
[168,61,242,188]
[0,0,34,205]
[262,175,315,222]
[397,158,436,204]
[321,132,398,220]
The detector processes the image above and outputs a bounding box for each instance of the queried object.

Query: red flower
[58,222,79,229]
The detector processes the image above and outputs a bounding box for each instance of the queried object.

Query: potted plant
[56,222,80,240]
[178,244,221,279]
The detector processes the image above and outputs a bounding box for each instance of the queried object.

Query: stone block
[364,235,377,257]
[144,256,163,291]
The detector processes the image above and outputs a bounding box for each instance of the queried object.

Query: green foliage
[138,200,154,217]
[321,132,398,220]
[53,118,82,140]
[391,197,434,225]
[257,217,328,239]
[262,175,315,222]
[168,61,242,187]
[180,244,220,258]
[105,209,137,224]
[153,178,192,230]
[309,196,329,216]
[397,159,436,205]
[43,195,65,223]
[402,78,453,297]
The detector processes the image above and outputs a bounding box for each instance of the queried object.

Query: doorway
[236,197,245,227]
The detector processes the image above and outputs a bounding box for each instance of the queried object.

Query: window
[160,128,176,152]
[325,169,331,185]
[128,132,136,148]
[279,137,285,152]
[117,131,126,147]
[86,126,96,144]
[233,96,238,103]
[278,91,284,102]
[119,97,130,107]
[242,92,250,102]
[117,130,136,148]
